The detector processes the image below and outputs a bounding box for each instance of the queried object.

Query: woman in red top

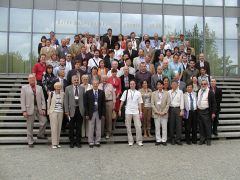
[118,34,126,50]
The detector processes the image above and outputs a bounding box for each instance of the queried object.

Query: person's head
[211,78,217,88]
[91,66,98,75]
[39,54,46,64]
[50,38,56,45]
[185,41,190,47]
[182,54,187,63]
[46,39,51,47]
[153,33,159,40]
[143,34,149,41]
[50,31,55,38]
[65,53,72,61]
[74,35,80,43]
[179,34,184,41]
[199,53,205,61]
[187,47,192,55]
[158,53,164,61]
[61,38,67,47]
[74,60,81,69]
[46,64,53,74]
[94,49,100,58]
[186,83,193,93]
[88,36,93,43]
[109,49,115,58]
[129,79,136,90]
[173,53,179,63]
[156,65,162,74]
[165,49,171,57]
[41,36,47,43]
[141,80,148,89]
[123,66,129,75]
[95,34,100,41]
[92,80,99,90]
[81,74,89,85]
[179,45,185,52]
[162,35,167,42]
[189,59,196,69]
[101,75,108,84]
[54,82,62,91]
[90,44,96,52]
[170,35,175,42]
[123,53,129,60]
[118,34,124,41]
[130,32,136,39]
[174,47,179,54]
[139,62,146,72]
[71,75,79,86]
[145,55,151,63]
[201,80,208,90]
[111,60,118,70]
[81,46,87,54]
[156,80,164,91]
[111,68,118,77]
[101,47,107,54]
[163,77,169,86]
[145,40,150,48]
[200,67,206,75]
[173,73,180,81]
[114,43,120,50]
[82,59,87,66]
[107,28,112,36]
[127,41,132,50]
[65,36,70,44]
[159,42,164,49]
[99,60,105,68]
[162,60,168,69]
[125,58,132,66]
[58,69,65,78]
[192,76,198,84]
[171,80,178,90]
[28,74,36,86]
[59,58,65,66]
[138,49,144,57]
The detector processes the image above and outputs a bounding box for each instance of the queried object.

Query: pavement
[1,140,240,180]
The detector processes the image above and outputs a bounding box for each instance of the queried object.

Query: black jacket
[207,90,217,116]
[50,78,68,92]
[196,61,211,76]
[210,87,222,112]
[123,49,138,61]
[120,74,135,93]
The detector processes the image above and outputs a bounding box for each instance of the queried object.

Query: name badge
[95,102,98,105]
[157,101,161,105]
[174,70,178,74]
[75,96,79,100]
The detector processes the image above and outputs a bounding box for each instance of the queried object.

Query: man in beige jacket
[21,74,48,148]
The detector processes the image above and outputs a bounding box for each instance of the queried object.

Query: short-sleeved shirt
[120,89,143,115]
[32,63,46,81]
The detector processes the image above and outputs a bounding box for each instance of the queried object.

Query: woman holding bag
[47,82,64,149]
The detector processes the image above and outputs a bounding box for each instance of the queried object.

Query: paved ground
[1,140,240,180]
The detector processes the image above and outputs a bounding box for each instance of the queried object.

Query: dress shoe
[198,140,205,145]
[155,142,161,146]
[52,145,58,149]
[176,141,183,145]
[95,144,101,147]
[76,143,82,148]
[206,140,211,146]
[70,143,74,148]
[57,145,61,148]
[137,142,143,146]
[192,141,197,144]
[171,139,175,145]
[162,142,167,146]
[213,132,218,136]
[37,135,47,139]
[89,144,94,148]
[128,142,133,146]
[186,141,192,145]
[28,144,34,148]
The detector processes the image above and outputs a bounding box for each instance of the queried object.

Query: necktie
[199,90,205,106]
[189,93,194,111]
[75,86,78,96]
[94,91,98,111]
[31,85,37,105]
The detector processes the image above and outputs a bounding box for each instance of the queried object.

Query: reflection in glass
[205,17,223,39]
[78,12,99,34]
[0,7,8,31]
[32,34,45,63]
[185,16,203,38]
[100,13,120,35]
[225,40,239,76]
[188,38,203,56]
[205,0,222,6]
[164,0,182,4]
[9,33,31,73]
[225,0,238,6]
[33,10,54,33]
[164,15,183,35]
[184,0,202,5]
[0,33,8,73]
[143,0,162,3]
[10,8,32,32]
[143,14,162,35]
[122,14,141,36]
[56,11,77,34]
[225,18,238,39]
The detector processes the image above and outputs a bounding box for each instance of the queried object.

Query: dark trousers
[198,109,211,141]
[69,107,83,144]
[212,112,219,134]
[184,110,197,143]
[62,114,68,130]
[169,107,182,142]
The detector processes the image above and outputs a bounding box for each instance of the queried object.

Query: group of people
[20,28,222,149]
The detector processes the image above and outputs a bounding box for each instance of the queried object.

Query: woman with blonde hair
[47,82,64,149]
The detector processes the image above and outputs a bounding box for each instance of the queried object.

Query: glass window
[10,8,32,32]
[184,0,202,5]
[205,39,223,76]
[188,38,203,56]
[33,10,54,33]
[56,11,77,34]
[143,0,162,3]
[205,0,222,6]
[164,15,183,35]
[225,0,238,6]
[225,18,238,39]
[78,12,99,34]
[225,40,239,76]
[185,16,203,38]
[0,7,8,31]
[32,34,45,62]
[122,0,141,2]
[100,13,120,35]
[143,14,162,35]
[205,17,223,39]
[9,33,31,73]
[122,14,141,36]
[164,0,182,4]
[0,33,8,73]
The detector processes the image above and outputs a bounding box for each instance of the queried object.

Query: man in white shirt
[168,80,184,145]
[88,49,102,69]
[119,80,143,146]
[107,60,121,77]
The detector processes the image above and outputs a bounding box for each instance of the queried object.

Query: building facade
[0,0,239,77]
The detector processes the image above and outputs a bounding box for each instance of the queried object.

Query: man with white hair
[107,60,121,77]
[151,33,161,49]
[94,34,101,50]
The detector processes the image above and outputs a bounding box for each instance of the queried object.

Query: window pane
[32,33,45,62]
[0,33,8,73]
[225,40,239,76]
[185,16,203,38]
[100,13,120,35]
[205,17,223,39]
[164,15,183,35]
[122,0,141,2]
[225,0,238,6]
[9,33,31,73]
[0,7,8,31]
[122,14,141,36]
[205,39,223,76]
[56,11,77,34]
[188,38,203,56]
[143,0,162,3]
[143,14,162,35]
[164,0,182,4]
[10,8,32,32]
[185,0,202,5]
[33,10,54,33]
[205,0,222,6]
[225,18,238,39]
[78,12,99,34]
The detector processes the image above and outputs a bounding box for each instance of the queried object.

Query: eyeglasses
[201,83,207,85]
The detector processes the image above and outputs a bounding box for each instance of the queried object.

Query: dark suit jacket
[208,90,217,116]
[66,69,85,86]
[75,53,93,62]
[84,89,106,119]
[153,49,165,63]
[196,61,211,75]
[102,36,117,49]
[123,49,138,61]
[210,87,222,113]
[104,58,119,70]
[50,78,68,92]
[120,74,135,93]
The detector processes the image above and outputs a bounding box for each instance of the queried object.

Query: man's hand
[86,116,90,120]
[65,112,69,116]
[23,112,28,118]
[179,111,184,117]
[159,112,165,116]
[40,110,46,116]
[212,113,216,120]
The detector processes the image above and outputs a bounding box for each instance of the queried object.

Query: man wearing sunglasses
[197,80,217,146]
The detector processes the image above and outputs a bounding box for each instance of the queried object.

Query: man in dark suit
[197,79,217,146]
[123,41,138,62]
[84,80,106,148]
[74,46,92,63]
[120,66,135,92]
[50,69,68,92]
[102,28,117,49]
[104,49,119,70]
[151,65,165,91]
[66,60,85,86]
[128,32,140,51]
[196,53,211,76]
[210,78,222,136]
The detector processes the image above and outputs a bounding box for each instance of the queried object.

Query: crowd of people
[20,28,222,149]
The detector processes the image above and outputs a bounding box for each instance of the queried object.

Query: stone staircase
[0,74,239,144]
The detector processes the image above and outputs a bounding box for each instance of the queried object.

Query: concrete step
[0,93,20,96]
[219,120,240,125]
[219,114,240,119]
[0,84,24,87]
[0,88,21,92]
[0,79,28,83]
[222,90,240,93]
[218,86,240,89]
[221,98,240,102]
[217,132,240,138]
[0,116,24,120]
[217,82,240,85]
[220,109,240,113]
[222,94,240,97]
[221,103,240,107]
[0,104,21,108]
[0,74,28,78]
[0,109,22,114]
[218,126,240,131]
[0,98,20,102]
